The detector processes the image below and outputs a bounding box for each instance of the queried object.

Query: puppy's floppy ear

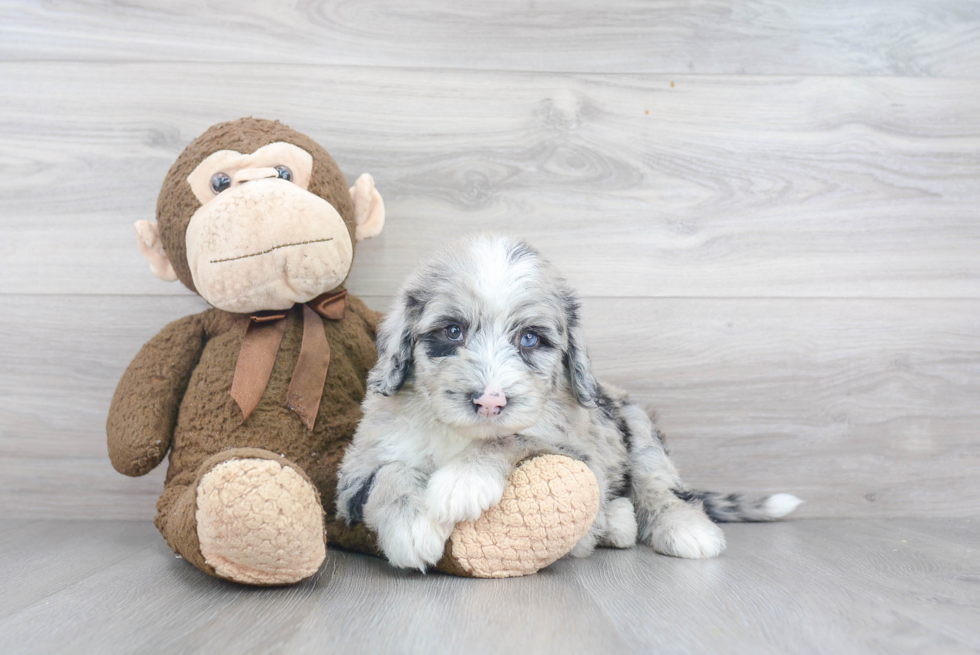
[368,291,418,395]
[562,290,598,407]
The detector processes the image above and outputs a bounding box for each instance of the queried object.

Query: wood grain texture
[0,520,154,619]
[1,63,979,299]
[1,1,980,77]
[1,519,978,654]
[1,3,978,526]
[1,295,977,520]
[573,518,980,654]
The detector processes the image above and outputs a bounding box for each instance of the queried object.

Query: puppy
[337,234,801,571]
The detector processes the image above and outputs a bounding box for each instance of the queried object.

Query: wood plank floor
[1,519,978,655]
[1,0,979,520]
[1,3,979,651]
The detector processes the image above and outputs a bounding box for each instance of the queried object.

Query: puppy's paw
[569,533,598,559]
[378,514,452,572]
[602,497,638,549]
[425,464,507,526]
[649,504,727,559]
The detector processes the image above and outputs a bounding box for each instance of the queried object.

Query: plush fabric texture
[438,455,600,578]
[196,457,326,585]
[156,118,356,294]
[107,312,209,477]
[107,295,598,582]
[108,295,383,581]
[107,119,381,584]
[109,118,599,585]
[183,178,354,312]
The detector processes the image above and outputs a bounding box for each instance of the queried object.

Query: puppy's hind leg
[599,497,638,549]
[621,404,726,559]
[569,512,604,558]
[567,460,614,558]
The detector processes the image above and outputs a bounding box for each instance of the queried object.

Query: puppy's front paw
[569,533,598,559]
[378,514,452,572]
[425,464,507,526]
[649,504,726,559]
[602,497,638,549]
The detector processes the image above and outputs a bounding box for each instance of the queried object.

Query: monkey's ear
[350,173,386,241]
[134,220,178,282]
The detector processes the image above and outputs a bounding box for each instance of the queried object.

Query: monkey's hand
[106,312,208,476]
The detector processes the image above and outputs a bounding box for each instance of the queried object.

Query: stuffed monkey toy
[107,118,599,584]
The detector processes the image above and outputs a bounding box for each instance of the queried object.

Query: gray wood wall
[1,1,978,521]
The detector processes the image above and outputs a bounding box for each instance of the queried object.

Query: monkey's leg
[155,448,326,585]
[437,455,599,578]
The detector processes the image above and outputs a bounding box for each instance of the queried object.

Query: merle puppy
[337,234,800,571]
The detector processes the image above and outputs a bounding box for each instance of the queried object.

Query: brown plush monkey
[107,118,599,585]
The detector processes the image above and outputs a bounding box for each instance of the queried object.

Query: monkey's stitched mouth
[210,237,334,264]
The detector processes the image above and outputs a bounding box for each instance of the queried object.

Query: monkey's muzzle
[185,179,354,314]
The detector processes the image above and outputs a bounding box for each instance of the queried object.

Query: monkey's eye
[445,325,463,342]
[274,165,292,181]
[210,172,232,194]
[520,331,539,348]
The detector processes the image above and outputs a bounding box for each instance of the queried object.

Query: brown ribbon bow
[230,289,347,431]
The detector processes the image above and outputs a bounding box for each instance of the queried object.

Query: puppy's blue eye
[210,172,232,194]
[275,165,292,181]
[445,325,463,341]
[520,331,539,348]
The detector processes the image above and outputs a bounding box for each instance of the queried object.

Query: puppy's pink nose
[473,385,507,417]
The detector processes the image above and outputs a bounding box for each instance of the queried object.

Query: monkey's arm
[107,313,208,476]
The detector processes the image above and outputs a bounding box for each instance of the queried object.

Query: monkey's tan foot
[196,457,326,585]
[438,455,599,578]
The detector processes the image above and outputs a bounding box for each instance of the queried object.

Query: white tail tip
[763,494,803,518]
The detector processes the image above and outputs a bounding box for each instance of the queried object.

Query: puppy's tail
[673,489,802,523]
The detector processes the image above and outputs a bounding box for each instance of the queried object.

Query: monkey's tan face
[183,143,354,313]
